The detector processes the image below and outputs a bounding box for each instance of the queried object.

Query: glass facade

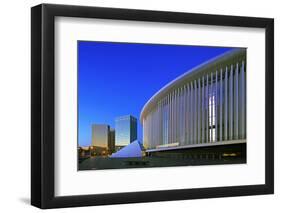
[91,124,110,148]
[115,115,137,147]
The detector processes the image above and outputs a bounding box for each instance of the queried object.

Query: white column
[159,100,162,145]
[154,110,156,147]
[162,99,164,144]
[156,105,158,147]
[241,61,246,139]
[210,72,213,142]
[229,65,233,140]
[143,118,146,147]
[182,87,185,143]
[184,85,187,144]
[190,82,194,144]
[147,115,150,148]
[178,88,181,144]
[174,90,177,143]
[168,93,171,144]
[164,96,167,144]
[156,103,158,146]
[187,84,191,144]
[194,80,197,144]
[202,76,205,143]
[161,99,163,145]
[177,88,180,143]
[206,74,209,143]
[151,113,153,147]
[224,67,228,141]
[180,87,184,145]
[220,68,223,142]
[198,79,201,144]
[172,90,176,143]
[147,118,149,148]
[165,95,169,144]
[171,91,174,143]
[173,90,177,143]
[235,63,239,139]
[215,70,218,142]
[147,115,149,148]
[158,101,161,146]
[172,90,175,144]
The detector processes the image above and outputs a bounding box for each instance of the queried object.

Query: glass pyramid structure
[110,140,143,158]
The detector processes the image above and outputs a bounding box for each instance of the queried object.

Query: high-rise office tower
[115,115,137,150]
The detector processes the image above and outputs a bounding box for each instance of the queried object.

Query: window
[209,92,216,142]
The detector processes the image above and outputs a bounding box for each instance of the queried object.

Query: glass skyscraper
[115,115,137,148]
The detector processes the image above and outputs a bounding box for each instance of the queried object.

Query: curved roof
[140,48,246,122]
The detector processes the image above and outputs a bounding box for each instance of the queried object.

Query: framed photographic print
[31,3,274,209]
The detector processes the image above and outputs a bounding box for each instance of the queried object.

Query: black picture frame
[31,3,274,209]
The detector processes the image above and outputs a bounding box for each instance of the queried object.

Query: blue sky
[78,41,232,146]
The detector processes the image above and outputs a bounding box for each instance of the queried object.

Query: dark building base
[78,143,246,170]
[147,143,246,162]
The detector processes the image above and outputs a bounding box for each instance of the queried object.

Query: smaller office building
[91,124,115,156]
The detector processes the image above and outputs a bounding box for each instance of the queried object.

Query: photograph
[30,2,274,209]
[77,41,247,170]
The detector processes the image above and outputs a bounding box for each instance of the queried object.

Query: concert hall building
[140,48,246,160]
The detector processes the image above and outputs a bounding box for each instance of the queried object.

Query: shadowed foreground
[79,156,246,170]
[79,143,246,170]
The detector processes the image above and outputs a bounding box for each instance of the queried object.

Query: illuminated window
[209,92,216,142]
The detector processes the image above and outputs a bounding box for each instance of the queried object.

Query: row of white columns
[143,61,246,149]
